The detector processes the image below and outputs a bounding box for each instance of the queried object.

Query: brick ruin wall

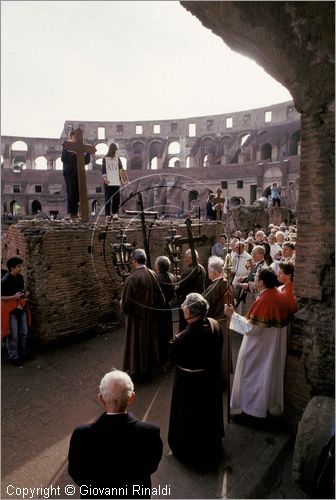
[0,203,310,426]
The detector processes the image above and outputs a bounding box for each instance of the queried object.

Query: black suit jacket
[68,412,163,499]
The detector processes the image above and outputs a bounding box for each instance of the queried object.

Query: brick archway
[181,1,334,423]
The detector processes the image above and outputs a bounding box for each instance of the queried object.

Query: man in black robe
[175,249,206,331]
[121,249,165,380]
[61,130,90,221]
[168,293,224,468]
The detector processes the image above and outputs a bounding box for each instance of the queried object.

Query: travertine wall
[1,101,300,218]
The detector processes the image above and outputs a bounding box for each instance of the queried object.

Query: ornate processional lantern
[111,229,134,282]
[165,224,182,279]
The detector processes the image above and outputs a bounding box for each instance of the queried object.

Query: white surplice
[230,312,287,418]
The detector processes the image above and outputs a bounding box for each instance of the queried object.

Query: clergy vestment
[176,264,206,331]
[121,266,165,377]
[168,317,224,466]
[203,277,228,323]
[230,287,291,418]
[156,271,176,364]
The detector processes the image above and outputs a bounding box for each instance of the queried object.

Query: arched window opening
[151,157,158,170]
[239,133,251,147]
[34,156,48,170]
[95,143,108,156]
[149,141,163,160]
[201,138,215,155]
[261,143,272,160]
[32,200,42,214]
[11,141,28,151]
[220,136,232,155]
[91,200,100,216]
[168,157,180,168]
[10,200,23,216]
[95,158,103,166]
[263,166,283,191]
[188,190,198,206]
[119,156,127,170]
[55,157,63,170]
[168,141,180,155]
[133,142,144,155]
[203,154,209,167]
[288,130,301,156]
[130,156,143,170]
[12,156,26,172]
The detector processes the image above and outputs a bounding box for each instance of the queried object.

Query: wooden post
[62,128,96,222]
[213,187,225,221]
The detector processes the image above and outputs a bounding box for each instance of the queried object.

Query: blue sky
[1,1,292,138]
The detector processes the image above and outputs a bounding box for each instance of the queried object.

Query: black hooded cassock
[168,317,224,467]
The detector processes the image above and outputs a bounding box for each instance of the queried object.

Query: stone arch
[203,154,209,167]
[238,132,251,147]
[201,136,215,154]
[12,156,26,171]
[168,157,180,168]
[263,166,283,189]
[260,143,272,160]
[95,158,103,167]
[130,156,143,170]
[91,200,100,215]
[31,199,42,214]
[10,200,23,216]
[132,141,145,155]
[55,157,63,170]
[149,140,164,161]
[11,140,28,151]
[95,143,108,156]
[119,156,127,169]
[219,135,232,154]
[168,141,180,155]
[150,156,158,170]
[288,130,301,156]
[34,156,48,170]
[188,189,198,207]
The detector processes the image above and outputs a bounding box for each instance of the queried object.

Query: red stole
[245,287,292,328]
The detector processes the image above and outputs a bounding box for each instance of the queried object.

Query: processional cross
[213,187,225,221]
[62,127,96,222]
[125,192,158,269]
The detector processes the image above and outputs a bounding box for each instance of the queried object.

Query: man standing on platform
[62,130,91,221]
[121,249,165,381]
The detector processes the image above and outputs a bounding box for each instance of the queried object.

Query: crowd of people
[2,219,299,497]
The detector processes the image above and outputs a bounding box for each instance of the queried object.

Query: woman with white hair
[168,293,224,468]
